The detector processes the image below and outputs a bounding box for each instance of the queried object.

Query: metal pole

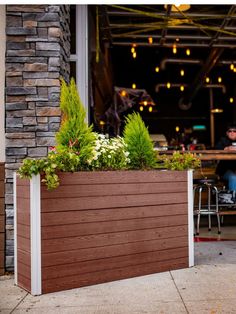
[209,88,215,148]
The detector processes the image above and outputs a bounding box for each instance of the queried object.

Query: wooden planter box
[0,162,5,276]
[14,170,194,295]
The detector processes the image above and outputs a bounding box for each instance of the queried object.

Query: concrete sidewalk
[1,262,236,314]
[2,240,236,313]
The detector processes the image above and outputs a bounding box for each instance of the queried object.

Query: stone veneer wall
[5,5,70,270]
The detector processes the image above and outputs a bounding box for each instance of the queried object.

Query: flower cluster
[89,133,130,170]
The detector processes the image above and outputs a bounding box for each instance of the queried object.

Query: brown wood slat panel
[42,236,188,267]
[0,198,4,215]
[42,246,188,280]
[42,257,188,293]
[17,224,30,239]
[17,235,30,253]
[48,170,187,185]
[40,181,188,198]
[17,262,31,280]
[41,203,187,226]
[41,192,187,212]
[17,273,31,293]
[42,225,188,253]
[42,215,188,239]
[16,176,30,187]
[0,164,4,180]
[17,212,30,226]
[0,181,4,197]
[17,249,31,267]
[0,215,4,231]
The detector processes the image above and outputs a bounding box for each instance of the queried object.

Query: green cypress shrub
[123,112,156,169]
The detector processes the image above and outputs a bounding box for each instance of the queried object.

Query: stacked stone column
[5,5,70,270]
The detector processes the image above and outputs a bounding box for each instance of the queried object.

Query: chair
[193,177,221,235]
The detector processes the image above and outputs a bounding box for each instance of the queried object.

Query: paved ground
[1,241,236,313]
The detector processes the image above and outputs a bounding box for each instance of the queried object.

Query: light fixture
[155,66,160,73]
[205,77,210,83]
[121,90,127,97]
[139,105,144,111]
[230,97,234,103]
[164,4,190,12]
[172,44,177,54]
[167,82,171,89]
[131,47,135,53]
[99,120,105,126]
[211,108,223,113]
[132,51,137,59]
[180,85,184,92]
[148,106,153,112]
[186,49,191,56]
[218,77,222,83]
[230,63,234,70]
[148,37,153,44]
[132,83,136,89]
[175,126,180,132]
[180,69,184,76]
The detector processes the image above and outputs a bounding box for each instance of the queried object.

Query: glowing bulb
[121,90,127,97]
[186,49,190,56]
[205,77,210,83]
[234,68,236,73]
[131,47,135,53]
[173,44,177,54]
[143,101,148,106]
[155,66,160,73]
[148,106,153,112]
[180,69,184,76]
[230,97,234,103]
[167,82,171,89]
[99,120,105,126]
[132,83,136,89]
[218,77,222,83]
[139,105,144,111]
[148,37,153,44]
[132,52,137,59]
[180,85,184,92]
[230,64,234,70]
[175,126,180,132]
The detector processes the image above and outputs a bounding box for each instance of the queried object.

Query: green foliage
[89,134,130,170]
[18,148,81,190]
[56,78,96,169]
[123,112,156,169]
[160,151,201,170]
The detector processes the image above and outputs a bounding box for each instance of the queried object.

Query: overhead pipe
[160,58,202,70]
[112,42,236,48]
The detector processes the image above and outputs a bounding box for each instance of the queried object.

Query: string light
[155,66,160,72]
[218,77,222,83]
[132,51,137,59]
[180,85,184,91]
[186,49,191,56]
[205,77,210,83]
[175,126,180,132]
[139,105,144,111]
[173,44,177,54]
[148,37,153,44]
[121,90,127,97]
[167,82,171,89]
[180,69,184,76]
[230,63,234,70]
[148,106,153,112]
[132,83,136,89]
[143,101,148,106]
[131,47,135,53]
[230,97,234,103]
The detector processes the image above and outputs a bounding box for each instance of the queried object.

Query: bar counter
[160,150,236,160]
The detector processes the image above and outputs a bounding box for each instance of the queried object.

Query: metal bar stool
[193,178,221,235]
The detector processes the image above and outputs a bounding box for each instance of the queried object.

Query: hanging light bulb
[218,77,222,83]
[132,51,137,59]
[205,77,210,83]
[180,85,184,92]
[180,69,184,76]
[230,97,234,103]
[131,47,135,53]
[132,83,136,89]
[121,90,127,97]
[230,63,234,70]
[167,82,171,89]
[175,126,180,132]
[186,49,191,56]
[148,106,153,112]
[143,101,148,106]
[155,66,160,73]
[148,37,153,44]
[173,44,177,54]
[139,105,144,111]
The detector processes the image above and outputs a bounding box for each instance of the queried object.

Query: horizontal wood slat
[16,177,31,291]
[0,163,4,275]
[42,236,188,267]
[42,257,188,294]
[41,192,187,212]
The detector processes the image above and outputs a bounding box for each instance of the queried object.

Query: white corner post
[76,5,89,122]
[188,170,194,267]
[30,174,42,295]
[13,172,18,285]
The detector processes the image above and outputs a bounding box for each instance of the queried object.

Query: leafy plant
[18,148,81,189]
[160,151,201,170]
[56,78,96,169]
[88,133,130,170]
[123,112,157,169]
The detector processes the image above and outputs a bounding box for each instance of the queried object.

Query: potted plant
[15,79,198,295]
